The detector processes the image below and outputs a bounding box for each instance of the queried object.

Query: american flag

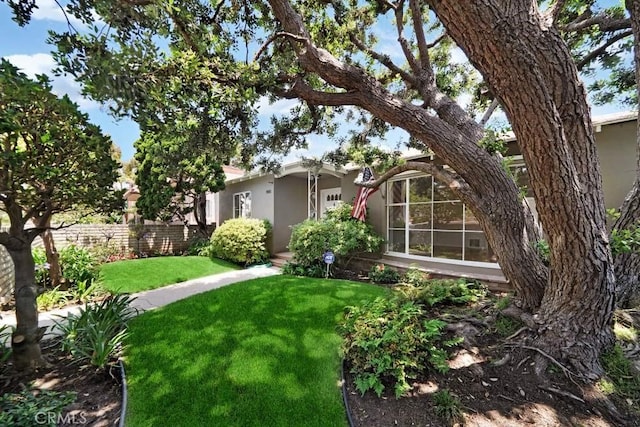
[351,167,378,221]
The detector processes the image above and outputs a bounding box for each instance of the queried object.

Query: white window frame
[233,191,252,218]
[386,172,499,268]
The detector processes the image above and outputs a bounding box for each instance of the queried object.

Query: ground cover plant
[123,275,388,426]
[99,256,238,293]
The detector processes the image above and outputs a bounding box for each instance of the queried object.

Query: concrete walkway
[0,267,281,338]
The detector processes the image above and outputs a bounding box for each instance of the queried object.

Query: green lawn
[99,256,238,293]
[123,275,387,427]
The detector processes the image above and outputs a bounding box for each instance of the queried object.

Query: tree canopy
[0,58,121,370]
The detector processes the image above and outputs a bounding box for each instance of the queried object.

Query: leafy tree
[4,0,638,381]
[0,59,120,370]
[133,120,227,236]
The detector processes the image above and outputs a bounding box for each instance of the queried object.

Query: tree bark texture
[613,0,640,308]
[4,236,47,371]
[267,0,548,311]
[427,0,615,378]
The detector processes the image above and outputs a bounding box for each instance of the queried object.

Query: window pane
[409,231,431,256]
[388,230,406,253]
[433,180,458,201]
[464,232,496,262]
[388,206,406,227]
[389,180,406,204]
[464,206,482,231]
[433,202,463,230]
[409,204,431,229]
[433,231,463,260]
[409,176,432,203]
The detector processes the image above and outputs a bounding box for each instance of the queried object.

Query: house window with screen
[386,174,497,264]
[233,191,252,218]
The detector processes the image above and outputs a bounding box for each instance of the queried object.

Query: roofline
[225,159,347,185]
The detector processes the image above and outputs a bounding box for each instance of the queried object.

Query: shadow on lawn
[122,276,386,427]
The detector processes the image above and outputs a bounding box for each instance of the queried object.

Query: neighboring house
[121,165,245,226]
[217,111,638,283]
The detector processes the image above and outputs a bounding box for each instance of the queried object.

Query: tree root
[539,385,585,403]
[504,343,580,386]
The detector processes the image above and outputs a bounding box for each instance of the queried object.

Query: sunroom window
[386,174,497,264]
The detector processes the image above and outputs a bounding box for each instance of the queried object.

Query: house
[216,111,638,283]
[121,165,245,226]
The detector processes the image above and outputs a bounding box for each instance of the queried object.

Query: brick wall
[0,245,14,304]
[0,224,208,302]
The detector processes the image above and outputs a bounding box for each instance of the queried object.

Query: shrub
[396,278,486,308]
[90,243,136,264]
[288,203,383,274]
[37,286,72,311]
[401,266,431,286]
[186,236,213,257]
[0,389,76,427]
[368,263,400,284]
[60,245,98,284]
[54,294,137,369]
[281,261,326,278]
[341,297,462,398]
[210,218,271,265]
[432,389,463,424]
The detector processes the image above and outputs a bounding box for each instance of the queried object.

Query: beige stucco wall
[595,119,636,210]
[273,175,308,252]
[219,175,276,251]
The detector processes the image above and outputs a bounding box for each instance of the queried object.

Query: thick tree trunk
[429,1,615,378]
[7,238,47,371]
[614,0,640,308]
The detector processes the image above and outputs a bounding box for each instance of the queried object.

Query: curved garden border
[118,360,128,427]
[341,359,356,427]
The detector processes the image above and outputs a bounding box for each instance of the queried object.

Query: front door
[320,187,342,218]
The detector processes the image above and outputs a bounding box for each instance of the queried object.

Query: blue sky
[0,0,631,163]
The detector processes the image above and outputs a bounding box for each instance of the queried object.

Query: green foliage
[600,344,640,406]
[90,243,137,264]
[288,203,383,273]
[37,286,72,311]
[59,245,98,285]
[32,247,50,288]
[341,297,461,398]
[54,295,137,369]
[281,261,326,278]
[0,59,121,232]
[0,389,76,427]
[494,315,524,337]
[610,223,640,255]
[368,263,400,284]
[0,323,13,365]
[478,128,508,156]
[396,278,486,308]
[494,296,511,311]
[401,266,432,286]
[210,218,271,265]
[185,236,214,257]
[533,239,550,264]
[134,131,227,225]
[432,389,463,425]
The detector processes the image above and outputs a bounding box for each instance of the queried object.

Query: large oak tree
[4,0,638,380]
[0,60,120,370]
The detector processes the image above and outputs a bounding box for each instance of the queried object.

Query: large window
[233,191,252,218]
[387,175,496,264]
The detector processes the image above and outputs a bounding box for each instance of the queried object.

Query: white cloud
[31,0,83,26]
[4,53,100,110]
[256,96,299,116]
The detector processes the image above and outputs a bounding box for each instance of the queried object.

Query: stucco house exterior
[217,111,638,283]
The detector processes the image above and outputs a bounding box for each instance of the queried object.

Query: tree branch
[254,31,308,61]
[544,0,568,26]
[275,78,360,106]
[409,0,430,71]
[561,14,631,33]
[576,29,633,70]
[394,1,421,75]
